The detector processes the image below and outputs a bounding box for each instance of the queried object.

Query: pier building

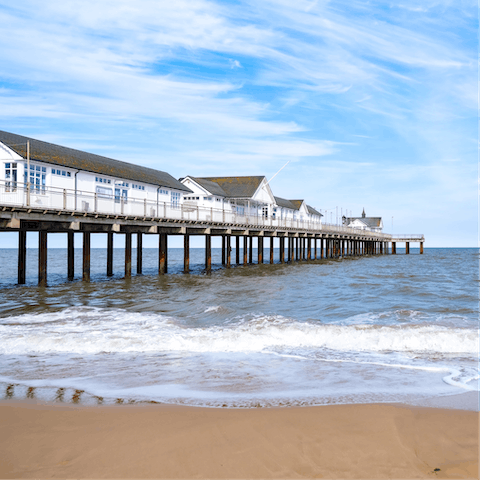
[0,131,424,286]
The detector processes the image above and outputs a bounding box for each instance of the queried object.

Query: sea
[0,247,478,408]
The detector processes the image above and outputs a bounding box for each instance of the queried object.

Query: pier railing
[0,180,392,239]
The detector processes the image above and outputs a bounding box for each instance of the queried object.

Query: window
[24,163,46,194]
[159,189,169,195]
[262,206,268,218]
[132,184,145,190]
[171,191,180,208]
[96,186,113,199]
[96,176,112,184]
[115,188,128,204]
[52,168,71,177]
[5,162,17,192]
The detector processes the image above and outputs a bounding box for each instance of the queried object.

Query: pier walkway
[0,182,425,286]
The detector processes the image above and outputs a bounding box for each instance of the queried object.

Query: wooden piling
[125,232,132,277]
[82,231,90,282]
[159,233,167,274]
[270,237,274,264]
[38,231,48,286]
[107,232,113,277]
[258,237,263,264]
[205,234,212,273]
[280,237,285,263]
[243,235,248,265]
[67,231,74,280]
[420,242,424,254]
[307,237,311,260]
[406,242,410,254]
[226,235,231,268]
[137,233,142,274]
[221,235,226,265]
[236,236,240,264]
[184,234,190,273]
[18,230,26,285]
[249,236,253,264]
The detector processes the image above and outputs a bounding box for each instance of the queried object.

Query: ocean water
[0,247,478,408]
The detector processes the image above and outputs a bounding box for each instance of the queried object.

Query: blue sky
[0,0,477,247]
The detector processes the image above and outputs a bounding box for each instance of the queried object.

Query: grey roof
[345,217,382,228]
[0,130,192,192]
[306,205,323,217]
[188,177,228,197]
[274,196,296,209]
[191,176,265,198]
[289,200,304,211]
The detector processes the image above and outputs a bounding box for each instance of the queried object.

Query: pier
[0,183,425,286]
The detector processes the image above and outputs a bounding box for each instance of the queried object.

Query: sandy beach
[0,400,478,479]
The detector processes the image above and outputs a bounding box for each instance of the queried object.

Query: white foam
[0,307,477,356]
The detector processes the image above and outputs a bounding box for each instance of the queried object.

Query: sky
[0,0,477,248]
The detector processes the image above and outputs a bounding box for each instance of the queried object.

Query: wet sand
[0,400,478,479]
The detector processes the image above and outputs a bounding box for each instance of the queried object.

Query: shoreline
[1,399,478,479]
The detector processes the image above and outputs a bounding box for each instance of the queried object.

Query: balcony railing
[0,180,392,239]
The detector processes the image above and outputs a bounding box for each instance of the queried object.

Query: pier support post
[184,234,190,273]
[392,241,396,254]
[314,238,317,260]
[326,239,330,258]
[125,232,132,277]
[205,234,212,273]
[420,242,424,254]
[82,231,90,282]
[307,238,311,260]
[67,231,74,280]
[287,237,292,262]
[295,238,299,261]
[249,236,253,264]
[406,242,410,254]
[107,232,113,276]
[280,237,285,263]
[137,233,143,274]
[236,236,240,264]
[159,233,167,274]
[270,237,274,264]
[243,236,248,265]
[38,231,48,286]
[221,236,226,265]
[320,238,324,259]
[226,235,231,268]
[18,230,26,285]
[380,242,383,255]
[258,237,263,264]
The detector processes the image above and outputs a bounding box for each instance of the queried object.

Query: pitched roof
[346,217,382,228]
[191,176,265,198]
[274,196,296,209]
[187,177,228,197]
[0,130,192,192]
[306,205,322,216]
[289,200,304,211]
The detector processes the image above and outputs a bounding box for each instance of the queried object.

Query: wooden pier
[0,205,425,286]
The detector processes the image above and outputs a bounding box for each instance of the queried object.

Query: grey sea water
[0,247,478,408]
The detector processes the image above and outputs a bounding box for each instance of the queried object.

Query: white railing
[391,234,425,240]
[0,180,392,239]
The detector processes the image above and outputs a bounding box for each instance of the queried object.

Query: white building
[0,130,192,217]
[342,209,383,232]
[180,176,276,220]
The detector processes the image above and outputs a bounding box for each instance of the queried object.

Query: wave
[0,307,477,356]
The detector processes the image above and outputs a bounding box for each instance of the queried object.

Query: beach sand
[0,400,478,479]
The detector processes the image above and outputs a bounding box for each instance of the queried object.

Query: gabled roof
[346,217,382,228]
[289,200,305,211]
[191,176,265,198]
[274,196,296,209]
[306,205,322,216]
[186,177,228,197]
[0,130,192,192]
